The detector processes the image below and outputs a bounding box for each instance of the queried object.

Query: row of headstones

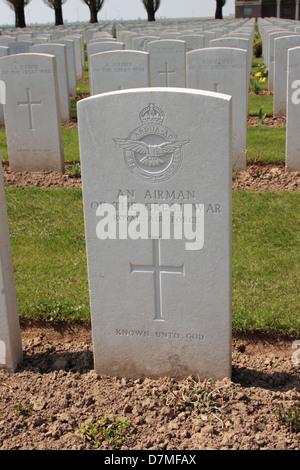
[0,18,254,174]
[0,22,114,370]
[0,32,84,98]
[258,17,300,171]
[0,24,117,370]
[0,18,248,378]
[0,86,233,380]
[88,41,251,172]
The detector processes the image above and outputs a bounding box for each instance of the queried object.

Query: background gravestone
[0,53,64,172]
[89,50,150,95]
[147,40,186,87]
[187,47,248,171]
[30,43,71,123]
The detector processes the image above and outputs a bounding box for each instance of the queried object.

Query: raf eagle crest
[114,104,190,182]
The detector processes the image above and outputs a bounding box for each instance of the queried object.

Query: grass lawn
[0,128,80,163]
[248,94,273,116]
[247,127,286,162]
[4,188,300,336]
[6,188,90,322]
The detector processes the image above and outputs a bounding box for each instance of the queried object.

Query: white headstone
[66,35,84,79]
[286,46,300,170]
[187,47,248,170]
[30,43,71,123]
[8,41,33,55]
[267,31,296,91]
[0,47,9,126]
[210,37,252,79]
[89,50,150,95]
[180,34,205,52]
[132,36,160,51]
[147,40,186,87]
[52,38,77,95]
[0,53,65,172]
[78,88,232,380]
[0,158,23,370]
[274,35,300,116]
[87,41,124,72]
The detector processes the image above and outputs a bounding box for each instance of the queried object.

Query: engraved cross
[159,62,175,87]
[17,88,42,131]
[130,239,184,321]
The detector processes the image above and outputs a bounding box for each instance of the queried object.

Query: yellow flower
[243,149,249,154]
[260,77,266,83]
[77,87,80,92]
[255,72,262,77]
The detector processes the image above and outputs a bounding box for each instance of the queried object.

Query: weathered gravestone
[89,50,150,95]
[78,88,232,379]
[187,47,248,171]
[0,157,23,370]
[0,53,64,172]
[286,46,300,171]
[147,40,186,87]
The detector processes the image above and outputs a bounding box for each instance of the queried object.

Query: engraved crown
[139,103,165,125]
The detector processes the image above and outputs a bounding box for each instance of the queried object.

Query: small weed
[159,377,236,425]
[250,77,261,95]
[79,417,131,449]
[258,105,266,124]
[67,163,81,178]
[14,403,34,418]
[32,301,85,323]
[276,402,300,434]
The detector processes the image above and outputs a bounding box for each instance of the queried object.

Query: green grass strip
[5,188,300,335]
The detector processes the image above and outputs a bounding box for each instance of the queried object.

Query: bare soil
[2,160,299,193]
[0,117,299,451]
[0,322,299,451]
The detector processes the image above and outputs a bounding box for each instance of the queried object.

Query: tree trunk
[215,0,224,19]
[54,5,64,26]
[89,3,98,23]
[15,3,26,28]
[147,8,155,21]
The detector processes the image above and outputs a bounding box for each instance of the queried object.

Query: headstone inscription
[89,50,150,95]
[78,88,232,380]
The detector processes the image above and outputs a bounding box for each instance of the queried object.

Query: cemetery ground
[0,62,299,451]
